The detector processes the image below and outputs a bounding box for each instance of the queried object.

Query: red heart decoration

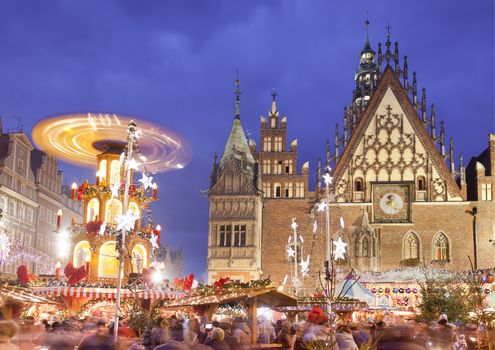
[17,265,29,285]
[68,266,87,285]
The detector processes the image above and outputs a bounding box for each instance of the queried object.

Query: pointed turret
[449,137,456,176]
[412,71,418,107]
[219,77,255,170]
[334,125,340,162]
[440,120,446,158]
[354,19,379,108]
[421,88,427,123]
[403,55,409,89]
[430,104,437,142]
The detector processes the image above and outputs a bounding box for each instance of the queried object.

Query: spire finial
[440,120,446,158]
[234,70,241,120]
[364,12,370,48]
[271,87,278,102]
[385,23,392,65]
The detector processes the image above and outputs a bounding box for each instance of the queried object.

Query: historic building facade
[207,28,495,285]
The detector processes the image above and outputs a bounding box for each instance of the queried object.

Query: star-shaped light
[286,246,295,258]
[333,237,348,261]
[150,234,159,250]
[312,220,318,234]
[322,173,333,186]
[98,222,106,236]
[340,217,345,229]
[138,173,153,190]
[110,181,120,198]
[126,158,139,171]
[290,218,298,231]
[300,255,310,277]
[116,210,139,233]
[317,201,327,212]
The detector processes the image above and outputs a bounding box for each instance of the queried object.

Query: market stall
[0,285,61,320]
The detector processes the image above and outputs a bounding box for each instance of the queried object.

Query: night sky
[0,1,493,281]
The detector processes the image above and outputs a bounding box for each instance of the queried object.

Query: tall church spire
[234,70,241,120]
[354,18,378,109]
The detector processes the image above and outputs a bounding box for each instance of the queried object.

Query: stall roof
[0,285,60,305]
[164,287,297,308]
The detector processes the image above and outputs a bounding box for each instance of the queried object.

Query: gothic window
[86,198,99,222]
[403,232,419,260]
[371,236,376,257]
[295,183,305,198]
[262,183,271,198]
[274,183,281,198]
[417,176,426,191]
[219,225,232,247]
[263,137,272,152]
[482,183,493,201]
[355,178,363,192]
[285,159,293,174]
[274,160,282,174]
[362,237,370,257]
[262,160,271,174]
[110,160,120,185]
[354,239,360,257]
[274,137,282,151]
[284,183,293,198]
[105,199,122,225]
[233,225,246,247]
[433,233,449,261]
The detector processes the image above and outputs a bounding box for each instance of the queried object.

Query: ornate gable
[209,158,259,196]
[333,67,462,202]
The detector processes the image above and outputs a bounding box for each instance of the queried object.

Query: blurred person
[204,327,230,350]
[453,334,468,350]
[232,319,251,350]
[78,321,114,350]
[335,325,358,350]
[218,323,239,349]
[257,318,275,344]
[276,321,294,350]
[15,317,42,350]
[0,321,20,350]
[169,318,184,342]
[154,339,190,350]
[184,318,201,346]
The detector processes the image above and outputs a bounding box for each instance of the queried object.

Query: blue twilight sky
[0,1,493,280]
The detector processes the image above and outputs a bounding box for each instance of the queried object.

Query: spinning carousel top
[32,113,191,173]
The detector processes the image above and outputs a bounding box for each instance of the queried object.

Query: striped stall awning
[30,286,183,300]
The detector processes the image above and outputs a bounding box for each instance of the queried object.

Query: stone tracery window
[403,232,419,260]
[433,232,449,261]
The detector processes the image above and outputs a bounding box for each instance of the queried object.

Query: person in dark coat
[218,323,239,349]
[78,321,115,350]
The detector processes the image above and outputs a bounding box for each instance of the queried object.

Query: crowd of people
[0,311,491,350]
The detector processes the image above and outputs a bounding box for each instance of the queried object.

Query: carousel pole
[322,167,334,327]
[113,120,137,341]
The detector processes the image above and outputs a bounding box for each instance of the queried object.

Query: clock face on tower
[372,183,412,223]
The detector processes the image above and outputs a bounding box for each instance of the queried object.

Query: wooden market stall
[163,286,298,348]
[0,285,61,320]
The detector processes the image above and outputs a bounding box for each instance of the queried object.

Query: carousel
[28,113,191,318]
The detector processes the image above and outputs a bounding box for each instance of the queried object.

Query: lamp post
[113,121,138,341]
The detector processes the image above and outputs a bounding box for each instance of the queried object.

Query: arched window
[128,202,140,218]
[131,244,147,273]
[105,199,122,225]
[354,239,360,257]
[417,176,426,191]
[403,232,420,260]
[362,236,370,257]
[110,160,121,185]
[73,241,91,268]
[99,160,107,183]
[433,233,449,261]
[355,178,363,192]
[371,236,376,257]
[98,241,119,278]
[86,198,100,222]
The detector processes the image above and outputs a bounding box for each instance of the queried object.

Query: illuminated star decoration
[116,210,139,233]
[322,172,333,186]
[333,236,348,261]
[340,217,345,229]
[99,222,106,236]
[287,246,295,258]
[110,181,120,198]
[149,234,160,250]
[312,220,318,234]
[300,255,310,277]
[317,201,327,212]
[126,158,139,171]
[290,218,298,231]
[138,173,153,190]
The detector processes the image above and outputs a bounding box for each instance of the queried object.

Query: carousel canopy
[164,287,297,308]
[0,285,61,305]
[334,275,375,305]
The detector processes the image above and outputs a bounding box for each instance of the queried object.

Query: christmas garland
[77,297,141,319]
[193,278,272,296]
